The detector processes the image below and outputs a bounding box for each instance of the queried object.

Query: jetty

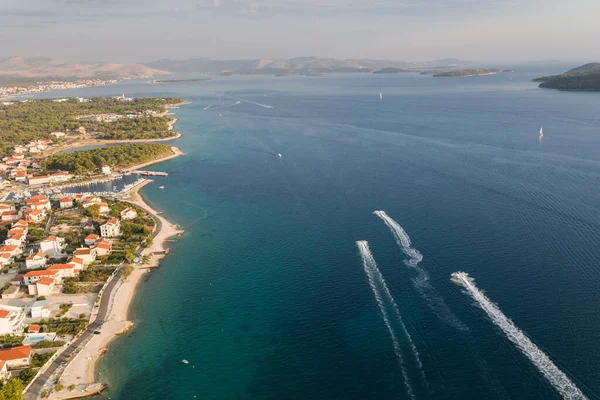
[129,170,168,176]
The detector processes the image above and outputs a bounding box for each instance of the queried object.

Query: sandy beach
[48,181,184,399]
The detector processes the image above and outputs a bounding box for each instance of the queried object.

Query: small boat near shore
[159,186,165,189]
[182,359,189,365]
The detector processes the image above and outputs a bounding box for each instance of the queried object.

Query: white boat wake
[452,272,587,400]
[227,95,273,109]
[357,240,427,398]
[205,101,240,111]
[374,210,468,331]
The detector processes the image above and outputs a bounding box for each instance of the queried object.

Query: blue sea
[39,68,600,399]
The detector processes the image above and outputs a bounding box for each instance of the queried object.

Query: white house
[73,248,97,265]
[30,300,51,318]
[120,207,137,220]
[39,236,66,257]
[25,209,45,224]
[31,277,55,296]
[25,252,47,269]
[59,197,73,209]
[26,195,51,211]
[27,175,51,186]
[93,239,112,256]
[50,132,66,138]
[1,211,20,222]
[100,218,121,237]
[0,360,9,381]
[101,165,111,175]
[0,307,25,335]
[47,263,81,279]
[0,346,32,368]
[23,270,58,286]
[84,234,99,246]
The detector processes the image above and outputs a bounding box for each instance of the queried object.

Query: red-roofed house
[47,263,81,278]
[25,209,45,224]
[82,197,101,209]
[1,210,20,222]
[0,360,9,381]
[27,325,41,333]
[12,220,27,230]
[73,248,96,265]
[0,245,21,258]
[25,252,47,269]
[0,307,25,336]
[94,239,112,256]
[26,195,51,211]
[0,346,32,368]
[33,277,56,296]
[120,207,137,220]
[0,204,16,216]
[84,234,99,246]
[68,257,84,270]
[59,197,73,209]
[23,270,58,286]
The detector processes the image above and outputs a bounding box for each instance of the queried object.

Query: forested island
[433,68,502,77]
[44,143,173,175]
[533,63,600,90]
[0,97,183,153]
[373,67,411,74]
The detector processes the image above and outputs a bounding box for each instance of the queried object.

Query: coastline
[50,182,184,399]
[39,103,188,399]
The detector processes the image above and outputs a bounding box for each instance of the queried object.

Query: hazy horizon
[1,0,599,64]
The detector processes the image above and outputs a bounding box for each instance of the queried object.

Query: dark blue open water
[39,69,600,399]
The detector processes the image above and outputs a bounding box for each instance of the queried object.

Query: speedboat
[182,359,189,365]
[159,186,165,189]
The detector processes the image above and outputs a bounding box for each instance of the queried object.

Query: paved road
[24,198,163,398]
[24,270,122,400]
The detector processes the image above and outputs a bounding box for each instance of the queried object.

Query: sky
[0,0,598,63]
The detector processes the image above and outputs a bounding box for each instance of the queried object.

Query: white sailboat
[539,127,544,138]
[379,92,383,100]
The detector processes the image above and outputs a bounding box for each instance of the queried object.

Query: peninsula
[0,96,188,400]
[372,67,411,74]
[533,63,600,91]
[432,68,503,77]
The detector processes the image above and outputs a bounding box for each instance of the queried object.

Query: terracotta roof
[0,245,18,252]
[11,274,23,282]
[28,325,41,333]
[43,236,58,242]
[0,253,12,260]
[37,277,54,285]
[85,234,99,240]
[47,264,76,270]
[69,257,84,265]
[74,248,92,255]
[24,270,56,277]
[26,252,46,261]
[96,242,111,250]
[0,346,32,361]
[59,197,73,202]
[0,310,10,319]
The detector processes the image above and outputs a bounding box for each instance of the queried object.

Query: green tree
[18,368,37,384]
[86,204,101,220]
[122,264,134,279]
[0,378,24,400]
[124,250,135,264]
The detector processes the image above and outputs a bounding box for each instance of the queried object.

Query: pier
[130,170,169,176]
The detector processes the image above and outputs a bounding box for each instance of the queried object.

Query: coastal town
[0,80,121,100]
[0,96,186,399]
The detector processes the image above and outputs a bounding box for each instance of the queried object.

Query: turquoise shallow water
[40,70,600,399]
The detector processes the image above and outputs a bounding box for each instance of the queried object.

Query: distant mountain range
[145,57,474,75]
[0,56,169,83]
[533,62,600,90]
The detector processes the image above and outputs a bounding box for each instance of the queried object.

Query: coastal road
[24,269,122,400]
